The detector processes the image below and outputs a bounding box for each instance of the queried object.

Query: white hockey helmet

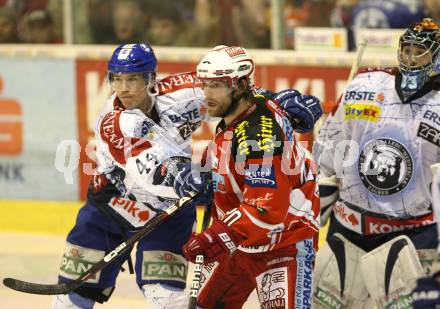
[196,45,255,89]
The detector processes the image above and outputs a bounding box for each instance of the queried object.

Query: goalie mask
[398,18,440,93]
[107,43,158,96]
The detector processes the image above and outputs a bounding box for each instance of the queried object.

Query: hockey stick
[348,38,368,82]
[3,193,200,295]
[188,202,213,309]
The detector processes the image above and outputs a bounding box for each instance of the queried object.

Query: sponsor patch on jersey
[234,115,278,158]
[256,267,289,309]
[234,120,251,156]
[140,119,154,136]
[108,197,155,228]
[177,121,200,139]
[422,109,440,126]
[358,138,413,195]
[142,251,187,283]
[315,287,346,309]
[295,239,314,308]
[334,202,362,233]
[344,103,381,122]
[344,90,376,101]
[167,108,200,123]
[245,165,276,188]
[60,243,104,283]
[417,122,440,147]
[257,115,276,152]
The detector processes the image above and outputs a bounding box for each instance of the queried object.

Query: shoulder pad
[157,71,201,95]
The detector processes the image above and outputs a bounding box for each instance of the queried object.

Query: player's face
[201,80,234,117]
[111,73,151,111]
[399,44,432,68]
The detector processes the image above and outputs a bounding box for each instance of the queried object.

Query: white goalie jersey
[314,68,440,219]
[88,72,207,227]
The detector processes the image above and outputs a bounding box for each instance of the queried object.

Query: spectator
[111,0,147,44]
[0,6,19,43]
[146,3,184,46]
[145,0,219,47]
[20,9,61,43]
[424,0,440,24]
[351,0,424,29]
[330,0,358,27]
[231,0,271,48]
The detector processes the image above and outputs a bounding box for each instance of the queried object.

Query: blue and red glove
[173,162,212,205]
[272,89,322,133]
[412,277,440,309]
[182,219,244,263]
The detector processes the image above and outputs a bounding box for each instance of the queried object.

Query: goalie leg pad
[318,175,339,226]
[360,235,424,308]
[313,233,369,308]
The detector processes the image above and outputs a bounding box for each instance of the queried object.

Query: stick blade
[3,277,79,295]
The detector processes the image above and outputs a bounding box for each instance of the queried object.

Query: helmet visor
[108,72,154,92]
[201,79,231,90]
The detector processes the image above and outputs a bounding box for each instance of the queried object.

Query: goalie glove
[182,218,244,264]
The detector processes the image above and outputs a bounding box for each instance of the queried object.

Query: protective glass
[201,79,230,90]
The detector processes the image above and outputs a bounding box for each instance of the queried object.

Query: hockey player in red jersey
[52,43,322,309]
[177,45,320,308]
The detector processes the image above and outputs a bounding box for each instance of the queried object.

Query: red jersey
[209,95,320,252]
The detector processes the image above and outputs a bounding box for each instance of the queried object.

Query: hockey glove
[173,162,212,205]
[183,219,244,263]
[412,277,440,309]
[272,89,322,133]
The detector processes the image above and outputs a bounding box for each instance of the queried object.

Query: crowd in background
[0,0,439,49]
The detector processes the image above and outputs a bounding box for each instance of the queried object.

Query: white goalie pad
[313,233,369,308]
[318,174,339,226]
[360,235,424,308]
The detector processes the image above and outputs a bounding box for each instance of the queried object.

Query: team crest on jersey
[358,138,413,195]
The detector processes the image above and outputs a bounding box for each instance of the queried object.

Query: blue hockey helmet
[108,43,157,74]
[108,44,158,95]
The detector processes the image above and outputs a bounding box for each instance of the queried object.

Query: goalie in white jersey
[51,43,322,309]
[313,18,440,308]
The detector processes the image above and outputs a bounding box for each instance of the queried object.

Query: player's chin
[207,107,220,117]
[119,97,135,108]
